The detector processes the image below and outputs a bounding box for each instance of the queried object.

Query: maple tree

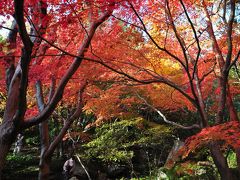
[0,0,239,179]
[0,0,120,178]
[81,0,240,179]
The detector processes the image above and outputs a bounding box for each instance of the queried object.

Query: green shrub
[7,154,34,162]
[81,117,174,163]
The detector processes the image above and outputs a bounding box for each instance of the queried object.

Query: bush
[81,117,174,163]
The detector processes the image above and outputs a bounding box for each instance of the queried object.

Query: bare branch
[229,51,240,72]
[223,0,227,23]
[136,93,200,130]
[165,0,189,68]
[82,55,197,106]
[14,0,33,51]
[47,77,56,104]
[3,18,18,90]
[128,2,188,71]
[179,0,201,80]
[45,81,87,158]
[199,63,216,83]
[35,80,45,112]
[225,0,236,71]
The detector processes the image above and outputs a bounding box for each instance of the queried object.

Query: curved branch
[136,93,200,130]
[228,50,240,71]
[82,55,196,106]
[3,18,18,90]
[14,0,33,51]
[45,81,87,158]
[3,0,33,124]
[23,10,112,128]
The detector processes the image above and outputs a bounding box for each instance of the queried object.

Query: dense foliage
[0,0,239,179]
[81,117,174,163]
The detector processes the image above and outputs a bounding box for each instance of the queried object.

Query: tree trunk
[38,153,51,180]
[38,82,87,179]
[38,121,50,180]
[226,85,239,121]
[210,144,237,180]
[36,80,51,180]
[0,121,17,177]
[4,18,17,91]
[0,143,12,179]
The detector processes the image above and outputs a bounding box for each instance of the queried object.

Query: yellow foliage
[148,58,182,75]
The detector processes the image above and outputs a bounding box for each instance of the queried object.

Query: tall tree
[80,0,240,178]
[0,0,239,179]
[0,0,114,177]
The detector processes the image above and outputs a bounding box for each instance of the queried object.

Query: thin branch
[35,80,45,112]
[45,81,87,158]
[47,77,56,104]
[223,0,227,23]
[136,93,200,130]
[111,14,144,30]
[14,0,33,50]
[202,0,225,69]
[35,80,50,162]
[179,0,201,80]
[3,18,18,90]
[224,0,235,71]
[128,2,188,71]
[165,0,189,68]
[82,55,197,106]
[75,155,92,180]
[228,50,240,71]
[199,63,216,83]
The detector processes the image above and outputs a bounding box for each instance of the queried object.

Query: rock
[105,163,130,178]
[64,158,98,180]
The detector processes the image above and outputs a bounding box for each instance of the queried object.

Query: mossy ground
[2,148,65,180]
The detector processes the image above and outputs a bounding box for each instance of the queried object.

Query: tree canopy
[0,0,239,179]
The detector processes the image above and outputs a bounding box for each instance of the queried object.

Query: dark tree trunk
[4,19,17,91]
[0,143,12,178]
[0,36,33,180]
[0,121,17,177]
[226,85,239,121]
[38,153,51,180]
[210,144,237,180]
